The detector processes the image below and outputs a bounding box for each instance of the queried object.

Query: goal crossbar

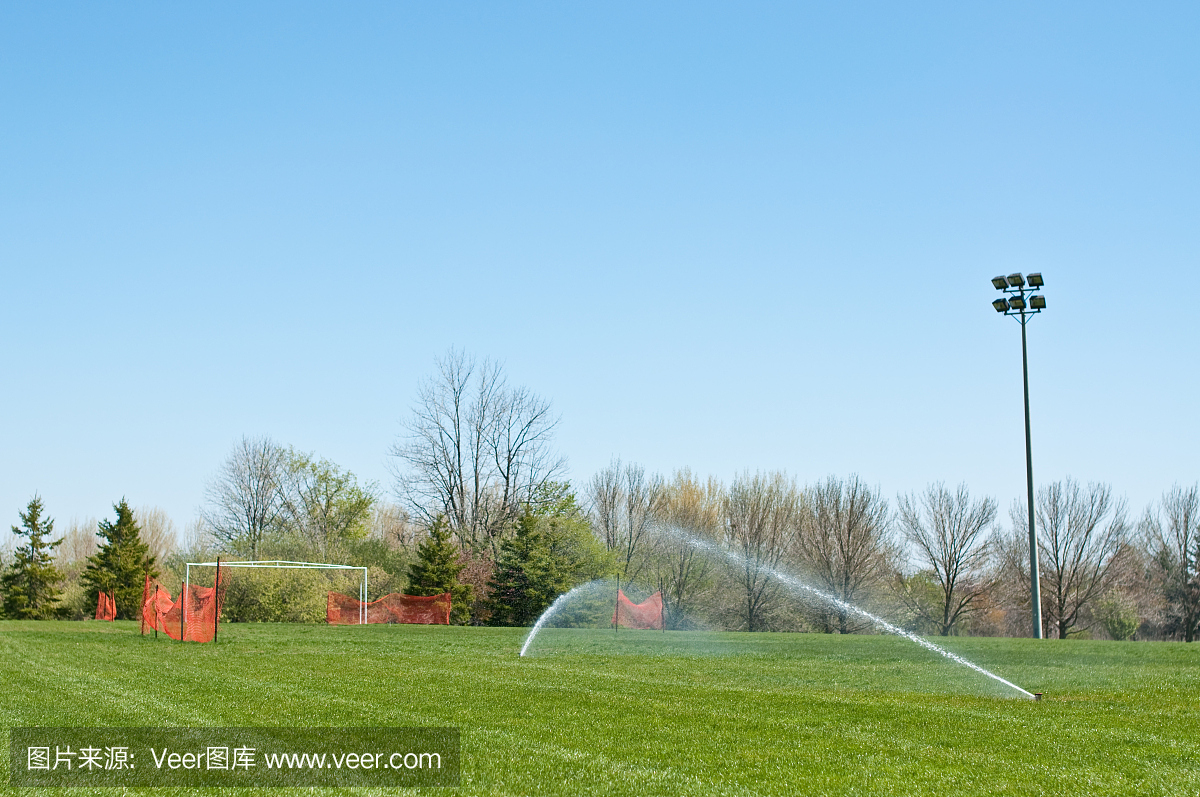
[185,560,369,627]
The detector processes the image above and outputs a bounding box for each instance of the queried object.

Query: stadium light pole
[991,272,1047,639]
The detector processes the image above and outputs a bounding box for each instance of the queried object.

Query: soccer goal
[185,560,369,631]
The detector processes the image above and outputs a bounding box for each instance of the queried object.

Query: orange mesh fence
[159,596,182,639]
[327,591,377,624]
[327,592,451,625]
[613,589,663,630]
[141,577,175,634]
[95,591,116,621]
[141,565,225,642]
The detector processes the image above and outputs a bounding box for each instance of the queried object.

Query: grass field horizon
[2,620,1197,796]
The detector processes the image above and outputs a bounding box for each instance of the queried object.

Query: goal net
[140,560,367,642]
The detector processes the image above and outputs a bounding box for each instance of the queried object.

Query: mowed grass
[1,620,1197,796]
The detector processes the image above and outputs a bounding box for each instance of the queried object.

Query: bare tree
[896,483,997,635]
[1009,478,1131,639]
[724,471,801,632]
[1143,483,1200,641]
[795,475,896,634]
[490,384,564,516]
[56,517,99,565]
[587,459,665,583]
[134,506,179,567]
[179,518,217,564]
[392,349,564,557]
[654,469,722,628]
[202,436,287,559]
[588,462,622,552]
[371,502,419,549]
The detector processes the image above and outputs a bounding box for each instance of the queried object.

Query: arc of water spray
[679,533,1035,699]
[519,536,1035,700]
[519,581,606,658]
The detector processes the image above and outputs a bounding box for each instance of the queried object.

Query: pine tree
[406,516,472,624]
[486,514,555,626]
[1,496,64,619]
[81,499,158,620]
[486,483,614,626]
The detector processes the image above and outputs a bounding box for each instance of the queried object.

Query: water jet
[670,530,1036,699]
[518,532,1036,700]
[519,580,612,658]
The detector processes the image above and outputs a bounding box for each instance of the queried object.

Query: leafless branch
[794,475,897,633]
[1010,478,1131,639]
[724,471,801,632]
[391,349,565,557]
[202,436,287,559]
[897,483,997,635]
[586,459,665,583]
[1142,483,1200,641]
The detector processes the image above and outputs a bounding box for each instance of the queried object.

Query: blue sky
[2,2,1197,539]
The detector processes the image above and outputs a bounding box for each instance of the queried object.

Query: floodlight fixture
[1027,273,1044,287]
[1030,295,1046,310]
[992,276,1010,290]
[1007,273,1025,287]
[993,298,1010,312]
[1007,295,1026,310]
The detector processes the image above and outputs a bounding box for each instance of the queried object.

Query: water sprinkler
[1033,693,1043,701]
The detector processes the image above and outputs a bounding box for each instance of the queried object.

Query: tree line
[383,350,1199,640]
[2,349,1197,641]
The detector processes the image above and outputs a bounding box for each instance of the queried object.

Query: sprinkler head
[1033,693,1043,701]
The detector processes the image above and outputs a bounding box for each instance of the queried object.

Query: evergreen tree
[486,483,613,626]
[1,496,64,619]
[406,516,472,624]
[81,499,158,620]
[486,514,555,626]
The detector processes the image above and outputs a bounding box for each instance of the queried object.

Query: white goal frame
[185,560,369,629]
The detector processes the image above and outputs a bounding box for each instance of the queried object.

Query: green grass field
[2,620,1197,796]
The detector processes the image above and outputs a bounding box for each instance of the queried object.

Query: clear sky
[2,2,1197,542]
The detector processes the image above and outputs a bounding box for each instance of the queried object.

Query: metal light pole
[991,273,1047,639]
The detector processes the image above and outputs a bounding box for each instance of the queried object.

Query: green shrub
[220,568,355,623]
[1096,592,1140,641]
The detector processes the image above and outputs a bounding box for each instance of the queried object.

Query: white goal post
[185,560,369,628]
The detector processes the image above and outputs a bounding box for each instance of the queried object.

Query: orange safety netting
[95,591,116,621]
[327,592,451,625]
[140,575,176,634]
[613,589,663,630]
[140,566,225,643]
